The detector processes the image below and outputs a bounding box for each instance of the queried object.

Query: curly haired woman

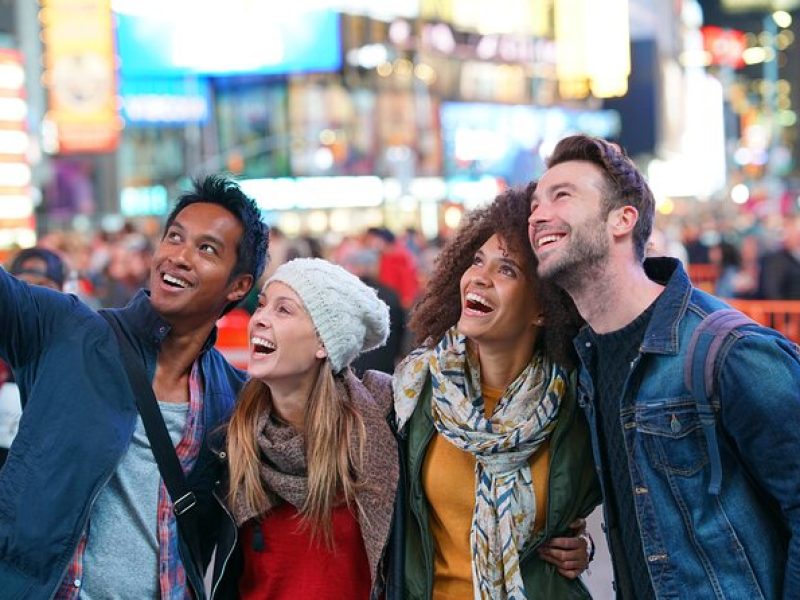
[394,184,601,599]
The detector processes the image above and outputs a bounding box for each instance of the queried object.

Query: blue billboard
[440,102,621,187]
[114,3,341,78]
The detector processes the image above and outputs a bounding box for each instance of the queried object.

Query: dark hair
[547,135,655,261]
[409,183,583,369]
[10,247,67,289]
[166,175,269,285]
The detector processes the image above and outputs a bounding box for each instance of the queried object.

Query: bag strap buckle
[173,491,197,516]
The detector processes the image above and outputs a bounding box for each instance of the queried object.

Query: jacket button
[634,486,648,494]
[219,451,227,460]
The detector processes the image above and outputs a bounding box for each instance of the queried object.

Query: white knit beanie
[267,258,390,373]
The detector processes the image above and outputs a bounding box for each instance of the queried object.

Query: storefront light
[0,163,31,187]
[0,197,33,218]
[742,46,768,65]
[555,0,630,99]
[376,61,393,77]
[443,205,463,229]
[0,130,29,155]
[0,97,27,121]
[777,110,797,127]
[773,10,792,29]
[731,183,750,204]
[0,62,24,91]
[308,210,328,233]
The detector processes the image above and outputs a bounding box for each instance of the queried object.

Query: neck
[157,322,215,378]
[266,373,318,432]
[470,334,536,390]
[567,258,664,334]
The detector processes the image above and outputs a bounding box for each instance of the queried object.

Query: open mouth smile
[161,272,193,289]
[463,291,494,316]
[251,336,277,357]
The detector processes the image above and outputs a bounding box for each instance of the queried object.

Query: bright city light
[731,183,750,204]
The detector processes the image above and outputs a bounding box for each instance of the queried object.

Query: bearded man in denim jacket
[0,175,268,600]
[529,135,800,599]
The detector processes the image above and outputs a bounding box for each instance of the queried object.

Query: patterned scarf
[394,328,568,600]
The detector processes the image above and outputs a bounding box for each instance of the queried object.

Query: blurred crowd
[3,207,800,374]
[648,210,800,301]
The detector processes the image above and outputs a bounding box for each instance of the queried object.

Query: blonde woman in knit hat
[211,258,398,600]
[393,184,601,600]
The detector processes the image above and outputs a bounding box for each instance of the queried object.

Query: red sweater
[239,502,371,600]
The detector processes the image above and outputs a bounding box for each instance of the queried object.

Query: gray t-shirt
[80,401,189,599]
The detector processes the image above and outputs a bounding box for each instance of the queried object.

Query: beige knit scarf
[232,369,398,586]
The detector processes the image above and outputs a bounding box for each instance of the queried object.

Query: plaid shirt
[56,361,205,600]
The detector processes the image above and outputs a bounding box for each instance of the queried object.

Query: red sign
[702,26,747,70]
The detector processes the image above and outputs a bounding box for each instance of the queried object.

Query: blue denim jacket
[0,268,245,600]
[575,257,800,600]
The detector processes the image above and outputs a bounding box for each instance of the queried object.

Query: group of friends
[1,134,798,600]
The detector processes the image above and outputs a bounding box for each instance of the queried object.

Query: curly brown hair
[408,184,583,369]
[546,135,655,261]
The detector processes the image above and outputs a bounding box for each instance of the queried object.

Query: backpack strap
[684,309,757,495]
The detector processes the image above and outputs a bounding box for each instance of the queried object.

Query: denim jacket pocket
[636,398,709,477]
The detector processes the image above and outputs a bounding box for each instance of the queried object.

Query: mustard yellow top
[421,385,551,600]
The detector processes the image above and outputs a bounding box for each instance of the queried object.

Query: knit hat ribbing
[267,258,390,373]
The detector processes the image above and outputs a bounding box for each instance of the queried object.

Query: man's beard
[537,220,609,294]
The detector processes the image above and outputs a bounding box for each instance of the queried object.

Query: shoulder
[360,369,393,414]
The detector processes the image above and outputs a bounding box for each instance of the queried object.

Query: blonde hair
[226,364,367,544]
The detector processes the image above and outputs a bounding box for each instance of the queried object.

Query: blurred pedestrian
[759,214,800,299]
[365,226,419,310]
[0,248,67,468]
[342,248,406,376]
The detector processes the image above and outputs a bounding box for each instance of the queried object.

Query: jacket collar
[639,257,691,355]
[116,289,218,353]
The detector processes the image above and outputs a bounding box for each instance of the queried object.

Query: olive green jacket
[399,373,601,599]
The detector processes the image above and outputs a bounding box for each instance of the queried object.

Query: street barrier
[726,299,800,343]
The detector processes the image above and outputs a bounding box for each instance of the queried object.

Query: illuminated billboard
[113,1,342,77]
[441,102,621,188]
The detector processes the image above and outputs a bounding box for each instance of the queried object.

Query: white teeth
[465,292,492,309]
[163,273,190,288]
[537,234,562,248]
[251,337,276,350]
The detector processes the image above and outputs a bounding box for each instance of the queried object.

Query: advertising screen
[440,102,621,188]
[113,1,342,77]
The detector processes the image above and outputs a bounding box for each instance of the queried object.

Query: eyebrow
[531,181,578,201]
[263,293,302,308]
[169,220,227,251]
[498,256,522,271]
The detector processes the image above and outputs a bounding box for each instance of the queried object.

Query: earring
[316,348,327,359]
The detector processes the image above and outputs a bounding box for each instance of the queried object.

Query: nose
[170,243,192,269]
[471,267,490,287]
[528,202,550,227]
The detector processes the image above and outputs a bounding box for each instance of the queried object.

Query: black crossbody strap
[99,310,203,567]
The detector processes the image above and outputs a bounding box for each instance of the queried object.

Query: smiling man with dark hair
[0,175,268,599]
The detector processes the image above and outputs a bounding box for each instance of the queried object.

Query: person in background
[759,214,800,299]
[365,226,420,310]
[0,175,268,599]
[213,258,397,600]
[394,185,600,600]
[343,248,406,376]
[0,248,67,468]
[529,134,800,598]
